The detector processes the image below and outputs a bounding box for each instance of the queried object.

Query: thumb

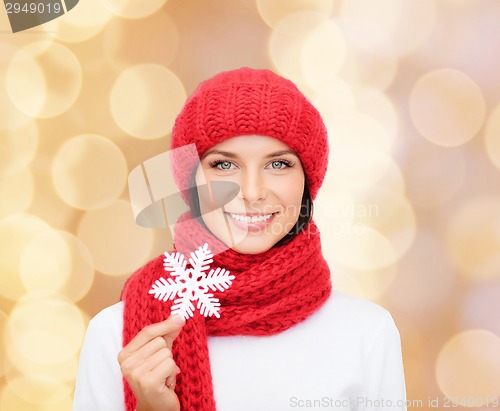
[163,314,186,348]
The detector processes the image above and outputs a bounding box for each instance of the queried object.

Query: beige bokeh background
[1,0,500,409]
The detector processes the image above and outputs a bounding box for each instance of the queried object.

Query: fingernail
[176,366,181,374]
[172,314,185,327]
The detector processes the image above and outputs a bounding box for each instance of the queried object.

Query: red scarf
[121,212,332,410]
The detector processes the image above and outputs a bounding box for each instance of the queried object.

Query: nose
[238,171,266,202]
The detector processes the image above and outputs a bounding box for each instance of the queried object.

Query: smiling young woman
[73,68,407,411]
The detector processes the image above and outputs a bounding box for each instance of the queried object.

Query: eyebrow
[201,149,298,160]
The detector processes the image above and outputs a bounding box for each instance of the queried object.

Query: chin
[219,232,286,254]
[230,241,275,255]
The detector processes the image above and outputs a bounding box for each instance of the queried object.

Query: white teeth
[228,213,273,223]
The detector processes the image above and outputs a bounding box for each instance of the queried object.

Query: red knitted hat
[170,67,329,199]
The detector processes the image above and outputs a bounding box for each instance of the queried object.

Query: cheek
[273,173,305,212]
[194,165,206,186]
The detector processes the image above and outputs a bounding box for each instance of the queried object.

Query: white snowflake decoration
[148,243,235,320]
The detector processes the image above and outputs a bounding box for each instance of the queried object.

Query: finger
[166,364,181,390]
[129,336,172,365]
[119,336,170,370]
[133,357,176,392]
[149,356,177,387]
[134,347,172,376]
[124,315,185,354]
[124,349,175,386]
[162,315,186,349]
[165,375,176,390]
[118,337,168,376]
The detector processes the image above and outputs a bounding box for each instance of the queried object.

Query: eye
[209,160,235,170]
[267,160,294,170]
[219,161,232,170]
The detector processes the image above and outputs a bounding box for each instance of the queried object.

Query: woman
[73,68,407,411]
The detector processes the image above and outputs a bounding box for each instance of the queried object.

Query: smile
[226,212,275,223]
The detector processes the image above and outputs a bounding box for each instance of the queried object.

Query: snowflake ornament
[148,243,235,320]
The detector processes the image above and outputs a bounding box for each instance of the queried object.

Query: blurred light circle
[438,0,471,6]
[77,199,155,275]
[410,69,486,147]
[54,233,95,302]
[338,19,398,90]
[27,170,79,232]
[320,207,398,297]
[301,18,347,87]
[339,0,436,56]
[269,11,331,85]
[110,64,186,139]
[355,87,399,141]
[0,214,51,301]
[0,311,11,378]
[370,157,406,195]
[0,379,73,411]
[0,121,39,177]
[330,225,397,270]
[320,115,406,196]
[5,375,72,406]
[19,230,95,302]
[330,148,393,191]
[103,10,179,71]
[101,0,167,19]
[321,264,365,299]
[416,1,500,91]
[349,264,397,300]
[484,104,500,171]
[52,0,113,43]
[390,0,436,56]
[0,169,34,220]
[167,8,268,78]
[335,111,394,149]
[310,77,356,124]
[52,134,128,210]
[436,330,500,398]
[461,281,500,336]
[405,142,465,208]
[5,293,86,366]
[315,188,356,237]
[394,319,427,392]
[385,232,454,324]
[445,196,500,281]
[328,112,394,190]
[5,47,45,118]
[257,0,335,29]
[7,42,82,118]
[340,0,400,38]
[4,338,80,383]
[0,42,32,132]
[354,188,417,261]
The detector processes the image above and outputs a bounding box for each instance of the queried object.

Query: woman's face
[195,135,305,254]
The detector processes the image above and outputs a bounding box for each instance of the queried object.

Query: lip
[224,211,278,233]
[226,211,277,216]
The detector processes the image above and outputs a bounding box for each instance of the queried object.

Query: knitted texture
[121,212,332,411]
[170,67,329,200]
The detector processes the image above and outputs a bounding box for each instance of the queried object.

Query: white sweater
[73,291,407,411]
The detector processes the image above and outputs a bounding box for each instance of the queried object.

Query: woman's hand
[118,314,186,411]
